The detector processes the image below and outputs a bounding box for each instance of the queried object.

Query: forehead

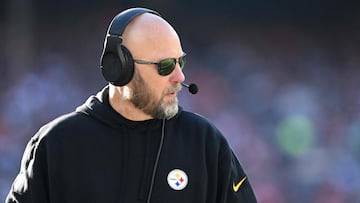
[122,13,183,59]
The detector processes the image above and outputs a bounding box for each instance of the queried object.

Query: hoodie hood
[75,86,182,130]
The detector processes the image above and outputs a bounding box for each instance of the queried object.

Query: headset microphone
[181,83,198,94]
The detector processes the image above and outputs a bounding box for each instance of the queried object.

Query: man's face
[130,71,181,119]
[122,13,186,119]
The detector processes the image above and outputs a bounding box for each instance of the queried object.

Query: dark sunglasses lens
[158,59,176,76]
[158,55,186,76]
[179,56,186,69]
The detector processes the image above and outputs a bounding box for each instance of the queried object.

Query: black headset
[100,8,161,86]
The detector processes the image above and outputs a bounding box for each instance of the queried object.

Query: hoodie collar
[76,86,182,129]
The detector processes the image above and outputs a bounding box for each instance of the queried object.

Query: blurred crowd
[1,3,360,203]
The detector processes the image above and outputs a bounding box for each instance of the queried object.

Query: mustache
[165,83,182,94]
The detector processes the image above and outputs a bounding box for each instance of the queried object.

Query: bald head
[106,10,186,120]
[121,13,183,61]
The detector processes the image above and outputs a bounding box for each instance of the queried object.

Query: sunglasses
[134,53,186,76]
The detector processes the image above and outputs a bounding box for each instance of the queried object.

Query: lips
[166,85,180,96]
[167,92,177,97]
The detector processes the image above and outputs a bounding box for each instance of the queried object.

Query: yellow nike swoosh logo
[233,176,247,192]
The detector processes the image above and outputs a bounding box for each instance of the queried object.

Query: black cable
[146,118,166,203]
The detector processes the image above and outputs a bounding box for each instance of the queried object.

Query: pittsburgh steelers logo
[167,169,188,190]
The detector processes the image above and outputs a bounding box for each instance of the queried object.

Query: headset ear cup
[101,8,161,86]
[100,36,134,86]
[101,52,121,83]
[117,45,134,86]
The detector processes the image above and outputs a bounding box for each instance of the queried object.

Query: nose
[170,63,185,83]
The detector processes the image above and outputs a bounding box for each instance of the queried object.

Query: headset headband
[107,8,161,37]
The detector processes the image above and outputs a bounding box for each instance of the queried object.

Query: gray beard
[130,72,180,119]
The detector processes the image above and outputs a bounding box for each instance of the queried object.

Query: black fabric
[6,86,257,203]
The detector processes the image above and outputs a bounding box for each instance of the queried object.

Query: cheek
[137,68,169,98]
[154,86,166,100]
[148,78,167,94]
[144,79,164,100]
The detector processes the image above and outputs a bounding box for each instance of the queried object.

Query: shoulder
[174,109,230,147]
[177,109,211,126]
[31,111,87,143]
[178,110,218,132]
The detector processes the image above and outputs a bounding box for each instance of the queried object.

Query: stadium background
[1,0,360,202]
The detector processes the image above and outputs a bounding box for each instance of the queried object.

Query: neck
[109,85,153,121]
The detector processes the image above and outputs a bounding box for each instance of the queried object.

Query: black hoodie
[6,86,257,203]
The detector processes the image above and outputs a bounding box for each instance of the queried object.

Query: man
[6,7,257,203]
